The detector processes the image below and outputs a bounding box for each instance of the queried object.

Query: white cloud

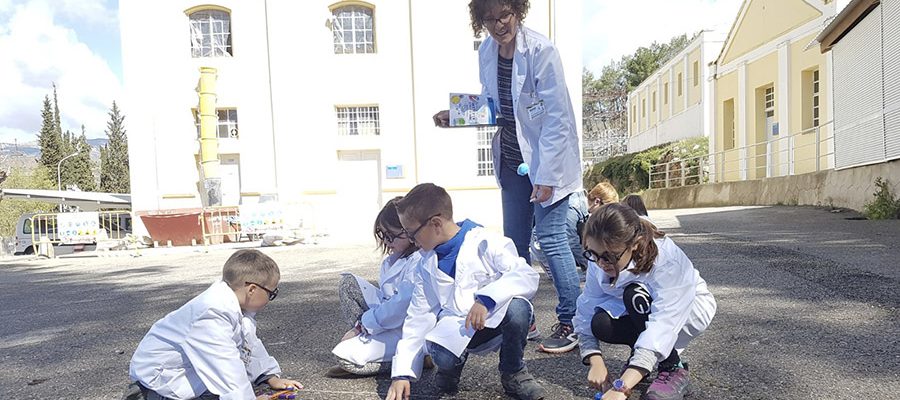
[583,0,743,75]
[0,0,120,144]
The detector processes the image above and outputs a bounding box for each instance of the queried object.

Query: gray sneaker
[501,367,545,400]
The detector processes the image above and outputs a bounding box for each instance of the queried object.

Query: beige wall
[745,52,778,179]
[790,32,831,175]
[722,0,821,64]
[661,77,671,120]
[688,48,702,106]
[715,71,740,181]
[673,63,685,114]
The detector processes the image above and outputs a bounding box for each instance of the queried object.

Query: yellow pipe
[198,67,219,180]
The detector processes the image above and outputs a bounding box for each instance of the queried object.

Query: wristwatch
[612,379,632,396]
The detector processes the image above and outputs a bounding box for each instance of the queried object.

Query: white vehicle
[13,212,132,255]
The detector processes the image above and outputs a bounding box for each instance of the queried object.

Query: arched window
[331,4,375,54]
[188,8,232,57]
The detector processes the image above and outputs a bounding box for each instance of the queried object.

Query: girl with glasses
[574,203,717,400]
[329,197,428,378]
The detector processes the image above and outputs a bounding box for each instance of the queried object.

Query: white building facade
[119,0,582,243]
[626,31,725,154]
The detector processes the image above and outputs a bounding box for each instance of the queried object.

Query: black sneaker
[538,323,577,354]
[501,367,545,400]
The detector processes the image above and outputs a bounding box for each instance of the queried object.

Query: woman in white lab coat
[574,203,716,400]
[328,197,424,377]
[433,0,586,355]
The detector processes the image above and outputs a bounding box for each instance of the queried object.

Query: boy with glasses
[386,183,544,400]
[124,249,301,400]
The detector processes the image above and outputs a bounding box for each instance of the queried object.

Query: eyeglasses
[583,229,640,266]
[483,11,514,28]
[376,229,408,244]
[245,281,278,301]
[583,247,630,266]
[401,213,441,244]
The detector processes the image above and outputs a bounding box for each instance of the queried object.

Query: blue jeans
[534,193,583,326]
[499,166,534,264]
[531,191,589,273]
[426,298,533,375]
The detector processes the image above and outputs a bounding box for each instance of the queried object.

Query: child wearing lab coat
[385,183,544,400]
[125,250,301,400]
[328,197,424,377]
[574,203,716,400]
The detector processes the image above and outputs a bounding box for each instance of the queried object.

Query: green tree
[63,129,96,192]
[37,95,63,171]
[0,166,56,236]
[100,101,130,193]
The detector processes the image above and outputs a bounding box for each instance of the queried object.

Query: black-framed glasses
[402,213,441,244]
[483,11,514,27]
[376,229,408,244]
[245,281,278,301]
[583,247,630,266]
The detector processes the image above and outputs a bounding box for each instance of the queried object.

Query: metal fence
[649,121,834,189]
[28,211,132,254]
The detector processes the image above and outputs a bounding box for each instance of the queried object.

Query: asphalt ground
[1,206,898,399]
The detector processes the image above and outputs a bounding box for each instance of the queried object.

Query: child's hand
[586,356,611,391]
[267,376,303,390]
[600,390,628,400]
[341,327,360,342]
[465,302,488,330]
[432,110,450,127]
[385,379,411,400]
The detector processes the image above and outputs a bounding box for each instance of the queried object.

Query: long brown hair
[374,196,418,258]
[583,203,665,274]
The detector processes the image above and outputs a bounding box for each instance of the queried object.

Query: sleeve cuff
[578,335,603,365]
[627,347,658,373]
[476,295,496,312]
[254,374,278,386]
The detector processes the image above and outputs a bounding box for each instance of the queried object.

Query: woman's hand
[341,327,360,342]
[266,376,303,390]
[433,110,450,127]
[530,185,553,203]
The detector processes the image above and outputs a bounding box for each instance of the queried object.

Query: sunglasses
[245,281,278,301]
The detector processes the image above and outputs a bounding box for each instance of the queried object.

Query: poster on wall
[57,212,100,244]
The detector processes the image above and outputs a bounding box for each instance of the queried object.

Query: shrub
[863,177,900,220]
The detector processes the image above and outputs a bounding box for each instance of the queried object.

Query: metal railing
[649,121,834,189]
[28,211,132,255]
[198,206,245,246]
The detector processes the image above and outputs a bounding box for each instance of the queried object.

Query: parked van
[13,212,132,255]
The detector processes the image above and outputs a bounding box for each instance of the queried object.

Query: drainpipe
[197,66,221,207]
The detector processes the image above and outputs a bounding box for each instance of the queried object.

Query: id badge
[526,99,546,120]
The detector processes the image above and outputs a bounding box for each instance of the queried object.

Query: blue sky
[0,0,745,145]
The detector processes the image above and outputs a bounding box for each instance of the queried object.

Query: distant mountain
[1,138,109,160]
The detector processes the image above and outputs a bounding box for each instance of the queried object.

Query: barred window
[332,5,375,54]
[476,126,496,176]
[189,9,232,57]
[812,70,820,127]
[336,106,380,136]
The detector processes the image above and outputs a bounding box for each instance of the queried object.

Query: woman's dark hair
[583,203,665,274]
[374,196,417,257]
[468,0,530,36]
[621,194,649,217]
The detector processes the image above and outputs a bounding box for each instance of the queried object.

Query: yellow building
[711,0,838,182]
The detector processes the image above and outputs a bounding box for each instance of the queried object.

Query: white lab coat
[479,25,582,207]
[332,251,423,366]
[129,281,281,400]
[573,237,716,366]
[391,227,540,379]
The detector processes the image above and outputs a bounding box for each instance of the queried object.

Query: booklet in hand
[449,93,496,127]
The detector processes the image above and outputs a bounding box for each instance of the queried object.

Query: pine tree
[53,83,62,139]
[59,129,78,189]
[66,131,96,191]
[100,101,130,193]
[37,95,63,172]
